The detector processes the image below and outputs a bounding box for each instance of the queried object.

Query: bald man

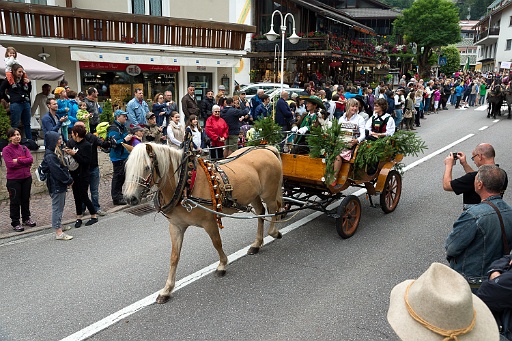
[443,143,507,210]
[275,91,293,130]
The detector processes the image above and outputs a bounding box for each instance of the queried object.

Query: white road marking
[479,126,488,131]
[475,105,488,111]
[61,132,482,341]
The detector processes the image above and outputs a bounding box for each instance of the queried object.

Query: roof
[342,8,401,19]
[475,0,512,28]
[289,0,375,34]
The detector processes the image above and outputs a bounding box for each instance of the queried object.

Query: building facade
[0,0,255,117]
[474,0,512,73]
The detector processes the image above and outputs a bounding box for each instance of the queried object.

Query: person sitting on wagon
[365,98,395,140]
[329,98,366,190]
[290,95,324,153]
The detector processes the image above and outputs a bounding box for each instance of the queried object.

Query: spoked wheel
[380,170,402,214]
[335,195,361,239]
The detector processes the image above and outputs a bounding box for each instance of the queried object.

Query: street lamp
[265,10,301,94]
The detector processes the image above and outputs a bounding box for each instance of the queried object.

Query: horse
[504,83,512,119]
[123,142,284,304]
[487,83,504,119]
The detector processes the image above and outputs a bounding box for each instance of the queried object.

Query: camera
[452,152,458,160]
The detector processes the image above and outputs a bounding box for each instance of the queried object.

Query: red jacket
[205,116,228,147]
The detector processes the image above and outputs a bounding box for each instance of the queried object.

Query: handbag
[63,150,79,171]
[404,108,413,119]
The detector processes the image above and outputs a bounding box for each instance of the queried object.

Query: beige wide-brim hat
[387,263,498,341]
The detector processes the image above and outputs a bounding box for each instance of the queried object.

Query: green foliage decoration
[307,119,349,183]
[100,99,114,124]
[354,130,427,174]
[246,117,283,148]
[0,104,11,140]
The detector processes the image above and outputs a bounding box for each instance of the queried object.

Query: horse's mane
[125,143,182,191]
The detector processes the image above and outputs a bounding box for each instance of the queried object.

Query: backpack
[96,122,110,140]
[21,138,39,151]
[35,160,48,182]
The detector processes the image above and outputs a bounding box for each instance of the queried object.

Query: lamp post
[265,10,301,94]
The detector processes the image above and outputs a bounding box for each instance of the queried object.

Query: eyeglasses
[471,154,479,161]
[213,110,220,112]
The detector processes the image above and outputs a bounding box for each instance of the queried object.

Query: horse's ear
[146,143,154,155]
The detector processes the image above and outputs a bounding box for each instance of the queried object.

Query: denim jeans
[50,191,67,229]
[424,98,432,113]
[469,94,476,106]
[89,166,100,211]
[394,109,403,127]
[479,94,486,105]
[10,101,32,139]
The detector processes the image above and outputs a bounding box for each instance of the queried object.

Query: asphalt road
[1,104,511,341]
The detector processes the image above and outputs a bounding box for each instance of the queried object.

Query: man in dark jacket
[477,253,512,340]
[43,131,74,240]
[107,110,132,205]
[220,97,249,157]
[200,89,215,122]
[275,91,293,130]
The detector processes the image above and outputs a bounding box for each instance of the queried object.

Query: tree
[393,0,461,79]
[438,46,460,76]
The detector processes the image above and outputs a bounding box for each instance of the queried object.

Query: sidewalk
[0,174,126,240]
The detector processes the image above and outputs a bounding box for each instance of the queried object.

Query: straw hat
[387,263,498,341]
[300,95,325,110]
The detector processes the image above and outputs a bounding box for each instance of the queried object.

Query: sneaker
[56,233,73,240]
[113,200,127,205]
[22,219,36,227]
[12,225,24,232]
[85,218,98,226]
[96,210,106,216]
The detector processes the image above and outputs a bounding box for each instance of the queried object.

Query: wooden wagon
[281,148,403,238]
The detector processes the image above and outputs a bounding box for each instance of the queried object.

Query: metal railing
[0,2,255,50]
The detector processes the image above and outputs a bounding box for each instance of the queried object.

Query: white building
[0,0,254,116]
[474,0,512,73]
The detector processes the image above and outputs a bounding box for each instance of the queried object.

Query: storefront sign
[79,61,180,72]
[126,65,142,76]
[300,52,327,57]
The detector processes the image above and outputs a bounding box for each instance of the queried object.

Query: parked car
[239,83,290,100]
[265,87,306,105]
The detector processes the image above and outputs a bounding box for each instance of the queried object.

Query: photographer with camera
[0,63,34,141]
[443,143,507,210]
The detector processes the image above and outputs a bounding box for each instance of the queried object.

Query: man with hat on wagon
[107,109,132,205]
[290,95,324,153]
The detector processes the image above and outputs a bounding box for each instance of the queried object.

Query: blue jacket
[275,97,293,128]
[455,85,464,97]
[445,196,512,279]
[107,120,130,161]
[67,99,79,128]
[41,112,63,137]
[42,131,73,194]
[250,95,262,118]
[126,97,149,127]
[56,98,69,118]
[254,103,270,120]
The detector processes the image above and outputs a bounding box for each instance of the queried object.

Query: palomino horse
[123,143,283,303]
[504,84,512,119]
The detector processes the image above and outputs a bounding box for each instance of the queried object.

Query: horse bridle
[136,150,162,199]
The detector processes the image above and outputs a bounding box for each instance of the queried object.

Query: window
[506,39,512,51]
[132,0,161,15]
[510,16,512,26]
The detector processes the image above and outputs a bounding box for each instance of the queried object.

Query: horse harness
[152,138,259,229]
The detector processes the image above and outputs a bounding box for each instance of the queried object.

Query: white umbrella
[0,45,64,81]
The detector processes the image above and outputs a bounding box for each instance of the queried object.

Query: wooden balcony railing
[0,2,255,50]
[474,27,500,43]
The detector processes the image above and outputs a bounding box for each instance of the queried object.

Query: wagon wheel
[380,170,402,214]
[335,195,361,239]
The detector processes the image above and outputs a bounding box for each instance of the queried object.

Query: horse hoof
[216,269,226,277]
[247,247,260,255]
[156,295,170,304]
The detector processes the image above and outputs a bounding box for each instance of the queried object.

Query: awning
[70,48,241,68]
[288,0,376,35]
[0,45,64,81]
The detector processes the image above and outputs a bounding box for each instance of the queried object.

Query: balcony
[0,2,255,51]
[474,27,500,45]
